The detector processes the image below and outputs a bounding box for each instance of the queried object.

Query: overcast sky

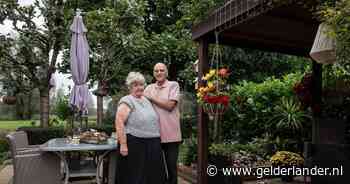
[0,0,99,108]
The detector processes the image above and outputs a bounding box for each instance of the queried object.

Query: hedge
[17,125,115,145]
[17,127,65,145]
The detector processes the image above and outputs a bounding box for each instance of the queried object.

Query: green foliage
[0,0,67,127]
[319,0,350,73]
[182,138,197,166]
[17,127,65,145]
[221,72,304,142]
[49,116,61,127]
[209,143,259,157]
[59,5,146,95]
[270,151,304,167]
[269,97,311,133]
[54,95,73,121]
[221,47,310,84]
[104,99,118,125]
[180,115,197,139]
[0,130,10,164]
[177,0,225,28]
[0,120,37,130]
[0,138,9,153]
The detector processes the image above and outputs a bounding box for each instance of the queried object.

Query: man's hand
[120,144,128,156]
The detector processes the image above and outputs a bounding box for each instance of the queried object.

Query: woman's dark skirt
[116,134,165,184]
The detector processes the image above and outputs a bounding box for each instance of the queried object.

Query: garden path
[0,165,191,184]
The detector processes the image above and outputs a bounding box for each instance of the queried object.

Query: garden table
[40,138,117,184]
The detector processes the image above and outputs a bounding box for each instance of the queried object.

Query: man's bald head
[153,62,168,82]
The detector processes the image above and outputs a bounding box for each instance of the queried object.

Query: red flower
[218,68,230,78]
[203,95,230,107]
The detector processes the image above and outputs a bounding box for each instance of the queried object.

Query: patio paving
[0,164,191,184]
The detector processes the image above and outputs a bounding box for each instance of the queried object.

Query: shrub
[209,142,268,168]
[54,95,73,121]
[104,99,118,126]
[181,115,197,139]
[209,142,259,157]
[270,151,304,167]
[269,97,311,134]
[183,138,197,166]
[0,138,9,153]
[222,72,304,142]
[17,127,65,145]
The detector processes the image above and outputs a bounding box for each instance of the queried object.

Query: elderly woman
[115,72,165,184]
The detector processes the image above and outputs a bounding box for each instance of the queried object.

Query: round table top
[40,138,118,152]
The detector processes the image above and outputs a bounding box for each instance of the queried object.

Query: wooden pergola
[192,0,322,183]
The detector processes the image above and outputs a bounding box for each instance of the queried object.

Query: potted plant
[294,70,350,143]
[196,68,231,118]
[270,151,304,182]
[269,97,312,134]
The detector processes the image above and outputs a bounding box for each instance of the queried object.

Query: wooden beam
[197,38,209,184]
[311,60,322,144]
[219,31,312,56]
[235,14,318,44]
[192,0,266,40]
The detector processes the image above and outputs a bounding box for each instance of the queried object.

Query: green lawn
[0,116,98,131]
[0,120,37,131]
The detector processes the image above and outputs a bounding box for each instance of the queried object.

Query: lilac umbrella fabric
[69,14,91,114]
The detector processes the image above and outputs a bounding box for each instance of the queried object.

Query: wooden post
[197,38,209,184]
[311,60,322,144]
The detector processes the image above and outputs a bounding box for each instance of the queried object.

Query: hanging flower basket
[196,31,231,119]
[197,68,231,118]
[0,96,16,105]
[202,95,229,116]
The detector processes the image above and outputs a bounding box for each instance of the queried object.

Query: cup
[71,135,80,145]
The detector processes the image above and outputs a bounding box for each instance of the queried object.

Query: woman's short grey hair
[125,72,146,89]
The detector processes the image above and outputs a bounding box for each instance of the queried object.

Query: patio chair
[7,132,61,184]
[7,131,39,152]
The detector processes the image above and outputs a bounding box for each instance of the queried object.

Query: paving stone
[0,165,191,184]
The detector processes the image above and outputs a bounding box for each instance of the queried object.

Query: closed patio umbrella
[69,10,91,114]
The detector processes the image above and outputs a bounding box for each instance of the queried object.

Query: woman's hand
[120,144,128,156]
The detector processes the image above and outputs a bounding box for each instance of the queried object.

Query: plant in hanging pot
[197,68,231,118]
[0,95,16,105]
[294,70,350,143]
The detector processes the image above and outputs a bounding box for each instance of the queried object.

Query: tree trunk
[26,91,33,119]
[97,95,103,127]
[39,89,50,128]
[15,93,25,120]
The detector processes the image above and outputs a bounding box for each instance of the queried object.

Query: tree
[0,0,66,127]
[59,1,146,126]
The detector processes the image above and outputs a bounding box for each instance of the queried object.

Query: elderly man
[144,63,181,184]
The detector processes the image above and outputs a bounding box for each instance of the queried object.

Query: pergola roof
[192,1,324,184]
[192,0,320,56]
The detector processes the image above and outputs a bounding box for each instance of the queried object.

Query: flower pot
[310,23,336,64]
[202,95,229,120]
[208,155,242,184]
[0,96,16,105]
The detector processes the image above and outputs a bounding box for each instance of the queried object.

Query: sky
[0,0,100,108]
